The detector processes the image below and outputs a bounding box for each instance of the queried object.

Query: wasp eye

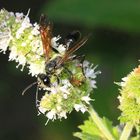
[43,76,50,85]
[38,74,50,86]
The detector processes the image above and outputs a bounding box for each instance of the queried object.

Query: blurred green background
[0,0,140,140]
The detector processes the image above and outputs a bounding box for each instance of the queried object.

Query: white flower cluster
[0,9,100,122]
[120,77,128,87]
[0,9,45,75]
[38,60,100,122]
[0,10,12,54]
[83,60,101,89]
[0,9,65,76]
[0,31,11,54]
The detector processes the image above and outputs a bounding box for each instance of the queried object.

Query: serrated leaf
[102,117,120,139]
[74,117,120,140]
[74,132,101,140]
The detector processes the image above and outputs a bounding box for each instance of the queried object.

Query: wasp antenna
[24,8,30,18]
[35,86,39,107]
[22,82,37,95]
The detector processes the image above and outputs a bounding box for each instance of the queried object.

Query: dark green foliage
[42,0,140,32]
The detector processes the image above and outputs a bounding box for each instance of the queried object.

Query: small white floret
[74,104,87,113]
[46,110,56,120]
[81,96,91,104]
[38,106,47,114]
[59,111,67,119]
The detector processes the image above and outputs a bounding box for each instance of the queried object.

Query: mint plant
[0,8,140,140]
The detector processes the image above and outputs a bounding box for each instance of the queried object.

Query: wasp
[38,14,89,87]
[22,14,90,108]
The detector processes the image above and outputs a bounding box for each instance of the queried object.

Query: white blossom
[21,16,31,29]
[28,61,45,76]
[59,111,67,119]
[51,36,61,48]
[81,95,92,104]
[0,21,7,28]
[9,46,17,61]
[83,60,90,68]
[21,42,27,47]
[120,77,128,87]
[16,13,32,39]
[61,79,72,87]
[16,54,26,66]
[31,23,40,36]
[57,44,66,54]
[48,87,57,94]
[59,86,70,94]
[0,9,101,122]
[44,84,70,95]
[9,12,14,16]
[0,31,11,53]
[74,104,87,113]
[38,106,47,114]
[84,65,97,79]
[46,110,56,120]
[30,40,43,55]
[83,60,101,89]
[15,12,24,18]
[28,35,33,40]
[56,106,62,111]
[90,80,97,88]
[15,12,24,23]
[63,93,68,99]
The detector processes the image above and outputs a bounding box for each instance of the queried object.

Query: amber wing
[57,35,90,67]
[39,14,52,61]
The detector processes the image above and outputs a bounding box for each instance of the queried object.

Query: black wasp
[22,14,89,108]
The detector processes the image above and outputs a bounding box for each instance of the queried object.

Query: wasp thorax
[45,61,56,73]
[45,56,61,73]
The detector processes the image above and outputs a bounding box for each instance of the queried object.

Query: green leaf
[41,0,140,32]
[102,117,120,139]
[73,117,120,140]
[74,132,101,140]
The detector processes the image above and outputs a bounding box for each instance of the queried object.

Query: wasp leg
[62,55,86,82]
[25,50,46,59]
[56,74,60,84]
[70,55,86,86]
[25,51,31,57]
[76,55,86,78]
[71,54,86,77]
[35,86,39,108]
[63,66,73,78]
[71,54,85,63]
[35,86,46,115]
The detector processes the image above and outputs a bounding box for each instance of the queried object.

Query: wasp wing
[57,34,90,67]
[39,14,53,61]
[65,30,81,47]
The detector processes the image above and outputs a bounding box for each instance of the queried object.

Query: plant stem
[88,105,115,140]
[120,122,133,140]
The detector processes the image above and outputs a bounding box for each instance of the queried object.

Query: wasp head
[37,73,51,88]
